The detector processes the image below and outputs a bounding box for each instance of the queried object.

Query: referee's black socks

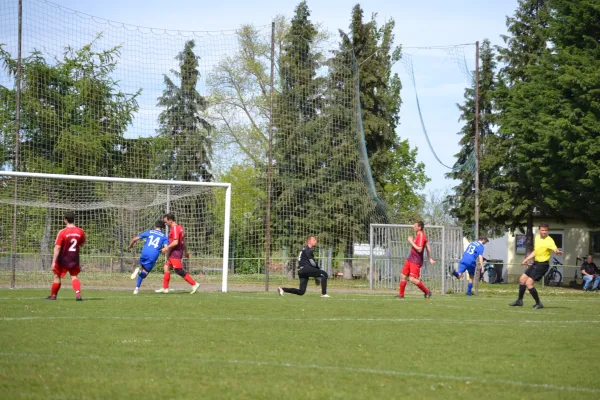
[528,287,541,304]
[518,284,526,300]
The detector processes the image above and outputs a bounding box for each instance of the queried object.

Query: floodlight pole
[474,41,481,295]
[474,40,480,241]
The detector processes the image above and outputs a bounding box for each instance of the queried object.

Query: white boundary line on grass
[1,292,599,302]
[1,315,598,324]
[430,302,599,318]
[0,351,598,395]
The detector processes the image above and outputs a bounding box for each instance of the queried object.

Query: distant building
[483,219,599,283]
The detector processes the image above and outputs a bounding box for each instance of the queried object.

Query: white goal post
[0,171,231,292]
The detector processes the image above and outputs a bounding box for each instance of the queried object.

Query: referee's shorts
[524,261,550,281]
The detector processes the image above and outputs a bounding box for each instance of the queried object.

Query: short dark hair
[539,223,549,229]
[163,213,176,222]
[479,235,489,242]
[416,221,424,230]
[64,212,75,223]
[154,220,166,229]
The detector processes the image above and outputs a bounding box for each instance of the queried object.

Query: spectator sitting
[580,255,600,292]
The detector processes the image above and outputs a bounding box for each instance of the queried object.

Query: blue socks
[452,270,459,278]
[136,270,148,288]
[467,282,473,295]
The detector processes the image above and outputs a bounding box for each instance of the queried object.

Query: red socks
[417,281,429,294]
[400,281,430,296]
[183,273,196,286]
[72,278,81,294]
[51,282,61,296]
[399,281,407,297]
[163,271,171,289]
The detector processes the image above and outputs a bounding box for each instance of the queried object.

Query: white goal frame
[369,223,464,294]
[1,171,232,292]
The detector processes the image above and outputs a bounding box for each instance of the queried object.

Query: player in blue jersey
[452,236,489,296]
[128,221,169,294]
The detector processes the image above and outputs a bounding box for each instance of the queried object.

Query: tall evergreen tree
[348,5,401,195]
[446,40,503,238]
[157,40,214,253]
[347,5,427,221]
[272,1,325,253]
[493,0,560,252]
[157,40,212,182]
[535,0,600,225]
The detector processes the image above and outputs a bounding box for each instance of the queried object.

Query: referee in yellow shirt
[510,223,563,309]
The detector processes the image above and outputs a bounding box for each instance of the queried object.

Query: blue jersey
[138,229,169,265]
[461,241,484,267]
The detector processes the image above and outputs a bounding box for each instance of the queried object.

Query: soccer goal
[0,171,231,292]
[369,224,465,294]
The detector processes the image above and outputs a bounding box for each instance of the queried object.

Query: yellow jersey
[534,235,557,262]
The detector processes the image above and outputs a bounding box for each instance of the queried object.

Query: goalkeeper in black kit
[278,235,330,298]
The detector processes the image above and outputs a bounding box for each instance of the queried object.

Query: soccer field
[0,288,598,399]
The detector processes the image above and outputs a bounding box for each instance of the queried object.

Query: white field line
[0,292,598,302]
[0,351,598,395]
[430,302,599,318]
[0,315,598,324]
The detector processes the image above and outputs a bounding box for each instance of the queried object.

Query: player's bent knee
[174,268,187,278]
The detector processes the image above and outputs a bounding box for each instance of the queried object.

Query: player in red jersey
[45,212,86,301]
[155,213,200,294]
[397,221,435,299]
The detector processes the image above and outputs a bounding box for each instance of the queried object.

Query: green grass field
[1,286,599,399]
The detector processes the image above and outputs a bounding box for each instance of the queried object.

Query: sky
[4,0,520,193]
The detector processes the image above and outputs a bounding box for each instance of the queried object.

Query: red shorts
[402,261,422,279]
[166,258,183,269]
[53,265,80,278]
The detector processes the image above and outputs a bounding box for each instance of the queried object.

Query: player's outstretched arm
[128,236,141,249]
[522,250,536,265]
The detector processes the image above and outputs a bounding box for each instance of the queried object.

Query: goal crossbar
[1,171,232,292]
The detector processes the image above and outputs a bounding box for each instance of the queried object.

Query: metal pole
[264,21,275,292]
[474,40,480,241]
[10,0,23,289]
[474,41,481,295]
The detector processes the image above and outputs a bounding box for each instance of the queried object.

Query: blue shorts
[457,262,475,278]
[139,258,158,272]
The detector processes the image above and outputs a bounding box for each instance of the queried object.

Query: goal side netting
[369,224,465,294]
[0,171,231,292]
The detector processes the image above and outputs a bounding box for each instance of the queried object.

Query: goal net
[0,171,231,291]
[369,224,465,294]
[0,0,390,290]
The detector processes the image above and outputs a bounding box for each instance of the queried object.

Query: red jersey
[168,224,185,259]
[406,231,426,266]
[55,226,86,268]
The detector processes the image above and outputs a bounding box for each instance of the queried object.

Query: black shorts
[524,262,550,282]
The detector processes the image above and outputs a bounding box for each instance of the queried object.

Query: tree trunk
[525,213,534,255]
[343,238,353,279]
